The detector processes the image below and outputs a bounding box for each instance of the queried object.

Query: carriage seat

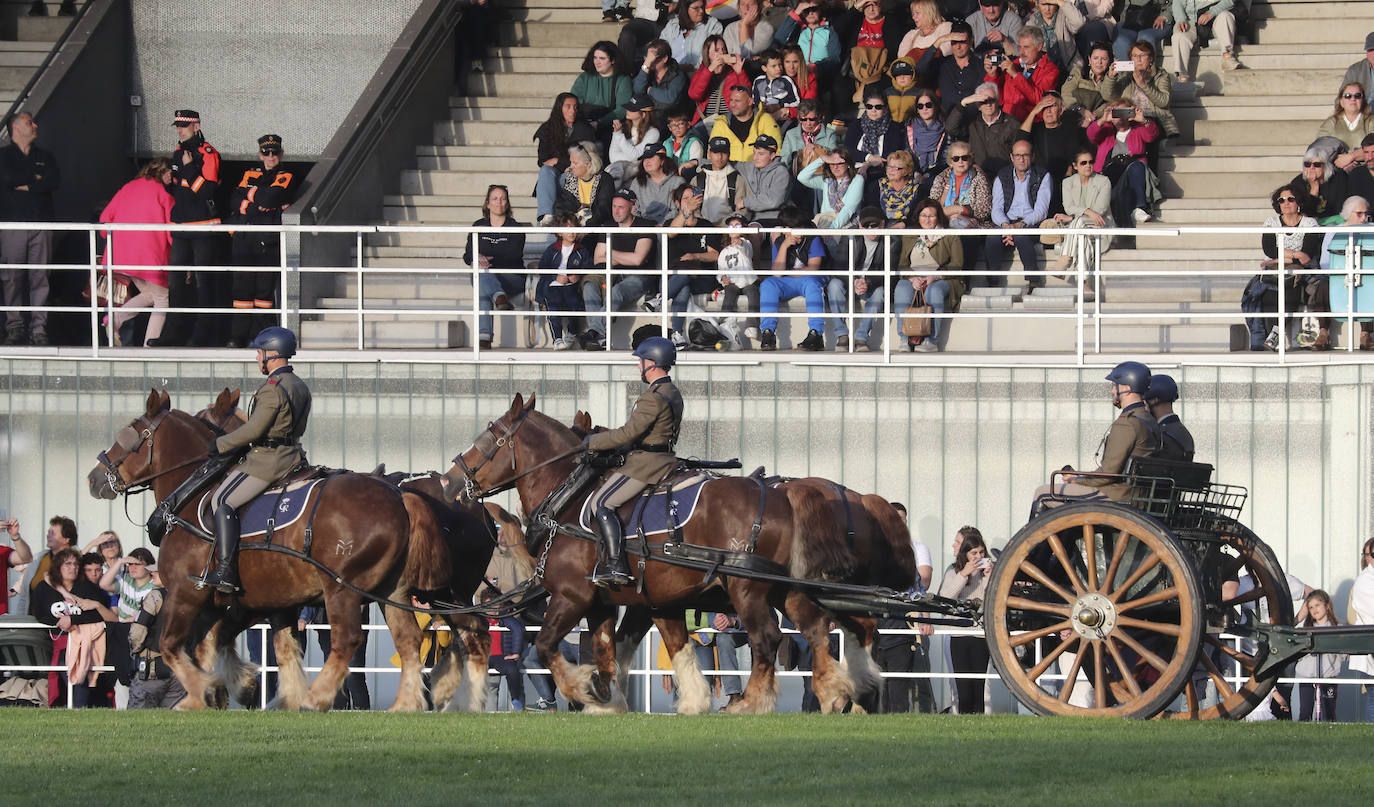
[1123,455,1215,524]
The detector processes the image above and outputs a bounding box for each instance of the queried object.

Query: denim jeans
[825,277,885,342]
[476,271,527,340]
[894,278,951,345]
[667,274,694,332]
[535,165,560,219]
[759,275,825,334]
[1112,26,1167,61]
[583,273,657,337]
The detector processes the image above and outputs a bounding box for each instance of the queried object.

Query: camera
[1111,107,1133,120]
[988,52,1003,65]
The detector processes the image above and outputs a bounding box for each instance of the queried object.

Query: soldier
[227,134,299,347]
[128,563,187,708]
[194,326,311,593]
[584,336,683,588]
[1030,361,1164,515]
[165,109,225,347]
[1146,373,1195,462]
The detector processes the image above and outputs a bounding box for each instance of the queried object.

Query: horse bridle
[95,409,202,495]
[450,408,584,502]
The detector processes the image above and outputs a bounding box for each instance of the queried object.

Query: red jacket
[1086,119,1160,173]
[1000,54,1060,121]
[98,177,174,286]
[688,64,750,124]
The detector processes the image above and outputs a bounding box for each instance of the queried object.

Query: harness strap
[747,476,766,553]
[832,481,856,550]
[302,470,344,557]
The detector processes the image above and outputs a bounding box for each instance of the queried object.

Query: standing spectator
[82,530,124,576]
[773,2,842,94]
[300,604,371,710]
[466,185,528,351]
[164,110,225,347]
[12,514,76,619]
[688,35,751,128]
[946,81,1019,177]
[609,93,663,187]
[736,134,792,226]
[663,108,705,178]
[1049,148,1113,292]
[226,134,298,348]
[891,501,935,713]
[759,204,827,351]
[1294,589,1344,722]
[938,527,992,714]
[1343,33,1374,102]
[896,199,965,351]
[996,26,1061,122]
[572,41,634,139]
[553,142,616,226]
[798,148,866,232]
[917,20,983,114]
[1025,0,1086,71]
[633,38,689,114]
[753,49,802,127]
[32,547,115,707]
[99,159,173,347]
[1170,0,1241,83]
[847,90,909,179]
[481,589,526,712]
[725,0,776,61]
[867,149,925,227]
[0,112,59,347]
[663,0,724,70]
[966,0,1022,53]
[581,188,658,349]
[1106,40,1179,139]
[1061,41,1115,116]
[1318,83,1374,163]
[1086,98,1159,226]
[629,142,687,224]
[828,206,900,351]
[534,94,596,224]
[535,213,593,350]
[98,546,156,622]
[1,517,34,615]
[127,563,187,709]
[710,86,784,163]
[1349,537,1374,722]
[1112,0,1170,61]
[985,138,1052,288]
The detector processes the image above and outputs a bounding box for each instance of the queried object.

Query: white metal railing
[3,221,1374,363]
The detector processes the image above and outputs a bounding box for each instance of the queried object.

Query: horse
[87,390,441,712]
[443,393,883,714]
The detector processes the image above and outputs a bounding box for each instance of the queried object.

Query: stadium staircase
[0,9,68,112]
[305,0,1374,353]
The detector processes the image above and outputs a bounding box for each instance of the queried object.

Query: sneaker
[470,60,485,74]
[799,329,824,351]
[493,293,514,311]
[1222,50,1242,71]
[4,331,24,346]
[835,334,849,350]
[640,293,662,313]
[1050,253,1074,274]
[912,339,938,352]
[615,5,633,20]
[744,326,760,340]
[479,337,493,350]
[526,697,557,712]
[552,336,570,350]
[30,332,49,347]
[579,330,606,350]
[671,329,688,348]
[854,339,869,352]
[759,329,777,351]
[1131,207,1152,225]
[602,11,617,21]
[1175,73,1191,83]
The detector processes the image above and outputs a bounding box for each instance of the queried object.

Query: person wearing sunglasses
[917,20,984,115]
[846,90,908,179]
[1292,145,1350,225]
[900,90,948,193]
[779,99,841,172]
[1348,536,1374,722]
[225,134,299,348]
[1321,194,1374,350]
[1048,148,1112,296]
[161,109,225,348]
[1318,83,1374,168]
[1244,184,1320,351]
[1341,32,1374,104]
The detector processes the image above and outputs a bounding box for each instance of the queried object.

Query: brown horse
[444,393,884,714]
[87,390,438,712]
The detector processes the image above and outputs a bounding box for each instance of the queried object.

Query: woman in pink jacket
[1086,98,1159,225]
[99,159,174,346]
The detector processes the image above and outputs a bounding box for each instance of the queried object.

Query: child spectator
[99,546,157,622]
[535,213,593,350]
[752,49,801,126]
[481,588,527,712]
[1294,589,1346,721]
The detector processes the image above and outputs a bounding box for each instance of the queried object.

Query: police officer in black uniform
[166,109,225,347]
[227,134,299,347]
[1145,373,1195,462]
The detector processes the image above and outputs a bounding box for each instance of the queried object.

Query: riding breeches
[212,469,272,512]
[588,472,648,514]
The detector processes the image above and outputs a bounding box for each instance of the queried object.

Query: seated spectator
[781,99,842,171]
[918,20,982,114]
[865,57,924,124]
[930,139,993,236]
[780,45,819,108]
[938,528,992,714]
[1171,0,1241,82]
[663,0,724,70]
[1294,589,1345,721]
[628,142,686,223]
[465,184,528,351]
[724,0,776,62]
[799,148,866,232]
[753,49,802,127]
[1318,83,1374,168]
[1106,39,1178,139]
[1320,195,1374,349]
[896,0,954,64]
[828,206,902,351]
[759,204,828,351]
[571,41,634,137]
[997,26,1061,122]
[618,0,674,67]
[98,159,173,348]
[1026,0,1087,72]
[986,137,1052,288]
[664,184,721,343]
[98,546,156,622]
[534,94,596,225]
[696,136,745,222]
[609,93,663,187]
[710,85,784,162]
[717,211,763,341]
[736,133,792,225]
[553,141,616,226]
[603,0,633,24]
[663,107,706,178]
[1243,184,1320,351]
[899,95,949,197]
[1087,99,1160,225]
[688,35,751,128]
[1292,146,1350,224]
[581,188,659,349]
[535,213,593,350]
[1112,0,1170,61]
[839,0,908,108]
[866,149,924,226]
[1353,134,1374,202]
[1061,41,1114,116]
[1020,91,1089,211]
[947,81,1020,181]
[32,547,115,707]
[1343,32,1374,102]
[1049,148,1113,291]
[847,90,909,178]
[896,199,965,351]
[773,1,842,95]
[966,0,1022,53]
[633,38,689,114]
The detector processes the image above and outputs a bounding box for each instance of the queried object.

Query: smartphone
[1113,59,1133,72]
[1111,107,1133,120]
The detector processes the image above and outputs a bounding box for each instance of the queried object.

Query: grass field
[5,710,1374,806]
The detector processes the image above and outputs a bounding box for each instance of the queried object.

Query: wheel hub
[1071,592,1117,640]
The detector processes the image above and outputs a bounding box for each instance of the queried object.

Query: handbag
[1121,1,1160,31]
[82,271,132,308]
[901,289,933,337]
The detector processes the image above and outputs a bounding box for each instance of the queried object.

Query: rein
[451,408,586,501]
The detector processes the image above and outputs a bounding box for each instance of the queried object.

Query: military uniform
[1157,413,1196,462]
[211,364,311,504]
[586,375,683,510]
[227,134,298,345]
[128,588,187,709]
[1031,401,1164,512]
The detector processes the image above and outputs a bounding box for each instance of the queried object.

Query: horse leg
[536,592,600,709]
[441,614,492,713]
[783,591,856,714]
[654,615,712,716]
[270,621,310,711]
[835,614,882,715]
[205,615,258,707]
[303,589,363,711]
[615,606,653,698]
[428,627,464,711]
[382,593,426,713]
[725,581,783,714]
[160,593,214,711]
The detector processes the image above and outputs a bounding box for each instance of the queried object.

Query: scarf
[858,113,891,158]
[905,117,945,172]
[942,170,972,207]
[827,174,853,220]
[880,178,919,222]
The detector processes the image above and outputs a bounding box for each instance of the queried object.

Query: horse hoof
[590,671,613,703]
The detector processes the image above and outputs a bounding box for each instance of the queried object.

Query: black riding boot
[200,505,242,593]
[588,506,633,588]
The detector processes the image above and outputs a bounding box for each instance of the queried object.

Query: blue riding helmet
[1105,361,1150,394]
[633,336,676,370]
[1146,373,1179,403]
[249,326,297,359]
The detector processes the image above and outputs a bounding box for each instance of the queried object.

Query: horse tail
[402,490,452,591]
[484,502,536,582]
[784,482,854,581]
[861,494,918,590]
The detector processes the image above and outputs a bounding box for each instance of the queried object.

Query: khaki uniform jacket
[1077,401,1163,501]
[586,377,683,483]
[1157,413,1195,462]
[215,367,311,482]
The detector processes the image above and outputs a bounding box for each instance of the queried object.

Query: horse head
[87,389,214,500]
[441,392,539,503]
[196,387,245,433]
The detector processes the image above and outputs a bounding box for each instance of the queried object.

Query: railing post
[90,228,101,357]
[1279,233,1288,361]
[279,227,289,328]
[660,230,670,338]
[355,230,364,351]
[1075,231,1085,364]
[471,229,482,358]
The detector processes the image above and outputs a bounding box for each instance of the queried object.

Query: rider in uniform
[194,326,311,593]
[1030,361,1164,515]
[1145,373,1195,462]
[584,336,683,588]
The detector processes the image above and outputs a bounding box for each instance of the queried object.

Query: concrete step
[1253,2,1374,20]
[1161,155,1299,174]
[0,49,44,67]
[450,104,551,123]
[1190,118,1319,147]
[463,72,582,98]
[341,272,471,298]
[944,318,1235,353]
[433,119,558,145]
[1251,19,1374,45]
[480,54,585,73]
[451,95,563,109]
[503,6,605,24]
[16,16,68,41]
[1162,169,1293,198]
[1122,229,1256,250]
[1220,68,1343,96]
[1154,204,1271,225]
[1094,282,1244,304]
[1171,100,1328,122]
[382,201,541,223]
[299,319,469,350]
[416,151,537,171]
[1163,144,1305,159]
[1193,46,1357,71]
[400,168,539,195]
[0,65,36,89]
[497,21,611,48]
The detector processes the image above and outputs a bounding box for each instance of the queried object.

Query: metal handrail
[0,0,93,138]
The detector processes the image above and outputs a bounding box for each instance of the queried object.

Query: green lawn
[5,710,1373,806]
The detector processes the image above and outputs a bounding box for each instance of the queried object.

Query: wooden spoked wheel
[986,502,1204,718]
[1161,525,1292,720]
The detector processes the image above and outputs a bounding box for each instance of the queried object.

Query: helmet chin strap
[1111,384,1123,409]
[259,353,283,375]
